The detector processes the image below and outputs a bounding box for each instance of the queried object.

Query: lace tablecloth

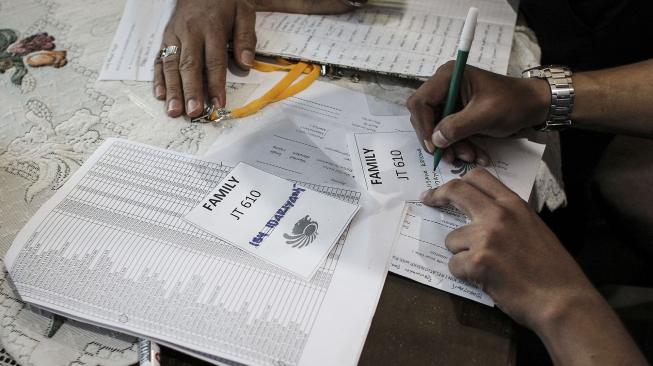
[0,0,565,364]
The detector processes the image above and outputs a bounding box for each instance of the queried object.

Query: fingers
[204,30,228,108]
[445,225,476,253]
[448,251,475,281]
[431,102,491,148]
[474,145,490,166]
[178,34,205,117]
[233,2,257,70]
[410,116,436,154]
[462,168,519,201]
[161,35,184,117]
[407,61,454,150]
[153,58,166,100]
[451,141,476,163]
[446,140,491,166]
[442,146,455,163]
[420,179,494,219]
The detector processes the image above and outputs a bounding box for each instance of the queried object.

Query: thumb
[431,106,485,148]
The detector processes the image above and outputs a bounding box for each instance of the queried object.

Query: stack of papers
[100,0,518,81]
[5,79,545,365]
[5,138,403,366]
[255,0,517,77]
[11,1,541,362]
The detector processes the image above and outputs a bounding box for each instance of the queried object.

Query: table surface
[0,0,554,365]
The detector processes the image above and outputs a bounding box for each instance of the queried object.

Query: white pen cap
[458,7,479,52]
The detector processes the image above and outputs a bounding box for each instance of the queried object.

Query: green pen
[433,7,478,170]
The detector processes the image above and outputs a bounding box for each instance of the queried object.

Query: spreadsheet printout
[5,139,400,366]
[100,0,516,81]
[255,0,517,77]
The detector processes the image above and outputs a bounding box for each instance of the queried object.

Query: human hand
[407,62,551,164]
[419,168,599,332]
[154,0,354,118]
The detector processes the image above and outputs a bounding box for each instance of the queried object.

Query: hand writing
[407,62,551,165]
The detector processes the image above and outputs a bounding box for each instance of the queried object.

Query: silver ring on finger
[159,45,180,60]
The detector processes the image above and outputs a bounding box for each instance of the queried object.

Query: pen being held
[407,7,490,169]
[432,7,478,170]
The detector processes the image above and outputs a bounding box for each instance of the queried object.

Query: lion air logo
[451,159,477,177]
[283,215,319,249]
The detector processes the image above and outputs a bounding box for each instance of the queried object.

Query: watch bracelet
[523,66,575,131]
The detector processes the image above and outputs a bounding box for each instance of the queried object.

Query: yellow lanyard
[192,59,321,123]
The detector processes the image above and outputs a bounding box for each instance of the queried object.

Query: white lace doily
[0,0,565,364]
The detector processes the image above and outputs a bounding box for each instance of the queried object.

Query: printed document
[185,163,360,279]
[348,131,545,202]
[255,0,517,77]
[99,0,174,81]
[99,0,266,83]
[100,0,517,81]
[393,201,493,305]
[203,80,412,187]
[348,131,545,305]
[5,138,403,366]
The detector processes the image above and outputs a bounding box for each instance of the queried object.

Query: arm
[572,59,653,136]
[407,59,653,149]
[419,169,648,366]
[537,292,648,365]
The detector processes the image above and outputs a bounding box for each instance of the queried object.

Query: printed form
[100,0,517,81]
[5,138,403,366]
[348,131,545,305]
[203,80,413,188]
[256,0,517,77]
[99,0,174,81]
[99,0,266,83]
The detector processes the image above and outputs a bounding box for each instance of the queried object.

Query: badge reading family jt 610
[185,163,360,279]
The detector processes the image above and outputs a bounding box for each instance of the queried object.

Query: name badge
[185,163,360,278]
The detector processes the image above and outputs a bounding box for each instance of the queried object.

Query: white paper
[392,201,494,305]
[98,0,265,83]
[185,163,360,279]
[204,80,412,188]
[101,0,517,81]
[99,0,174,81]
[255,0,517,77]
[348,131,545,305]
[4,138,402,366]
[347,131,546,202]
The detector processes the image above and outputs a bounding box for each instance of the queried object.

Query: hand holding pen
[407,7,552,169]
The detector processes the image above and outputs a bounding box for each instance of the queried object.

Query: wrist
[531,287,606,341]
[530,286,648,365]
[520,77,551,129]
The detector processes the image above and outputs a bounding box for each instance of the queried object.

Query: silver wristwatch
[522,65,575,132]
